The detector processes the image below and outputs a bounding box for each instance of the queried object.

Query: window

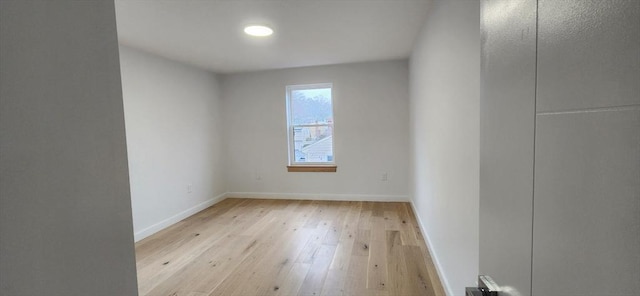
[286,83,336,172]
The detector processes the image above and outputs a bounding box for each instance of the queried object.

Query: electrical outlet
[187,184,192,193]
[381,172,388,181]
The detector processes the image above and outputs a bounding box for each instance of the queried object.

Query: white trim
[410,200,454,296]
[226,192,408,202]
[132,192,408,242]
[134,192,228,242]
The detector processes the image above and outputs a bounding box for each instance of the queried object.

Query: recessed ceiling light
[244,25,273,37]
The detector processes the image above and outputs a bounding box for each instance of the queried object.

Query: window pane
[291,88,332,125]
[293,125,333,163]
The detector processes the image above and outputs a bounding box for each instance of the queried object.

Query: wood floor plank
[397,203,420,246]
[319,266,348,296]
[207,215,303,296]
[296,220,333,264]
[329,237,355,271]
[403,245,437,296]
[387,230,414,296]
[339,201,362,241]
[351,229,371,257]
[136,200,271,294]
[321,235,356,295]
[207,201,320,296]
[323,203,349,245]
[371,202,385,217]
[357,202,373,230]
[297,244,337,296]
[304,201,336,229]
[406,204,447,296]
[144,234,255,296]
[367,216,388,291]
[343,252,369,295]
[367,239,388,291]
[229,228,315,295]
[270,262,312,296]
[135,198,446,296]
[135,198,246,262]
[383,208,402,231]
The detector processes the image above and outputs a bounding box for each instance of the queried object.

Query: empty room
[1,0,638,296]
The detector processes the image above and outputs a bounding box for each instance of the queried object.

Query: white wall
[409,0,480,295]
[222,60,409,200]
[119,46,226,241]
[0,1,138,295]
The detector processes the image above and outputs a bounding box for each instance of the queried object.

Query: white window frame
[286,83,335,166]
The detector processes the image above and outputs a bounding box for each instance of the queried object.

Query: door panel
[479,1,537,295]
[536,0,640,112]
[481,0,639,295]
[533,109,640,295]
[533,0,640,294]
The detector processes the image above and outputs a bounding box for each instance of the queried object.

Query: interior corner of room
[1,0,638,295]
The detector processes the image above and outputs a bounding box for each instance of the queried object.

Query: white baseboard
[410,200,454,296]
[133,192,407,242]
[134,192,227,242]
[226,192,409,202]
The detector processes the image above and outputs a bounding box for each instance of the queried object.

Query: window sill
[287,165,337,172]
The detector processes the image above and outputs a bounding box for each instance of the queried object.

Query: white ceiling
[115,0,430,74]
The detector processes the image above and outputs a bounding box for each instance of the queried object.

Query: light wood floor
[135,198,446,296]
